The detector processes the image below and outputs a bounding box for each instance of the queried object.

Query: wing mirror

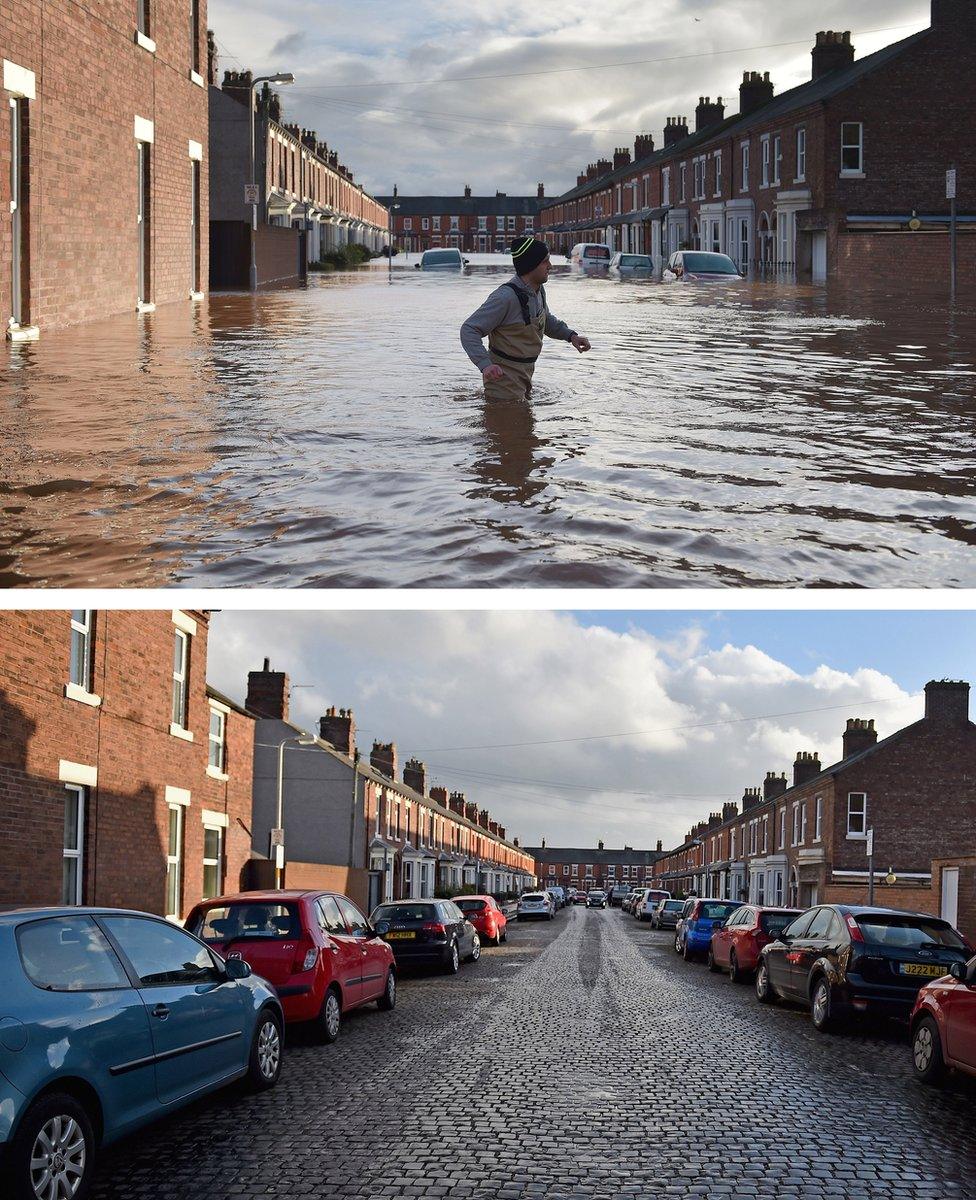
[374,919,391,937]
[224,958,252,980]
[414,263,421,270]
[950,962,965,980]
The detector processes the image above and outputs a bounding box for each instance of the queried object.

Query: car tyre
[682,938,696,962]
[317,986,342,1043]
[377,969,396,1011]
[8,1092,96,1200]
[500,926,508,943]
[247,1008,283,1090]
[468,934,481,963]
[755,960,778,1004]
[443,940,460,974]
[810,977,840,1034]
[729,950,745,985]
[912,1016,946,1086]
[674,932,682,954]
[706,947,720,973]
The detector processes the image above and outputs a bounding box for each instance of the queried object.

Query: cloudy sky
[206,610,973,853]
[207,0,931,196]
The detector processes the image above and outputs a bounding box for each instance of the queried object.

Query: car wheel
[8,1092,96,1200]
[377,969,396,1011]
[500,927,507,943]
[443,940,460,974]
[673,932,682,953]
[468,934,481,963]
[755,961,778,1004]
[682,938,695,962]
[811,977,838,1034]
[912,1017,946,1086]
[317,987,342,1043]
[729,950,744,985]
[247,1008,283,1090]
[706,947,720,973]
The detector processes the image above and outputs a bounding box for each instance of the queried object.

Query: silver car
[517,892,555,921]
[651,898,686,930]
[609,252,654,275]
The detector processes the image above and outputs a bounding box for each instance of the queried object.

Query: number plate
[900,962,945,977]
[386,931,416,940]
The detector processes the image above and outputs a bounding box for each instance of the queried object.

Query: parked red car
[910,955,976,1086]
[185,889,396,1042]
[708,905,802,982]
[452,895,508,944]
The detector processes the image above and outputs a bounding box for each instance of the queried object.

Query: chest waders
[486,282,548,401]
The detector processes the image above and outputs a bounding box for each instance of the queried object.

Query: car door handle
[329,944,340,953]
[152,1003,170,1020]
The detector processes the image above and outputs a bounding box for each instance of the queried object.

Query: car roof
[192,890,330,907]
[0,905,174,926]
[832,904,947,919]
[452,894,492,901]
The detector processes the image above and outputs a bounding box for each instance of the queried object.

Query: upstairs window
[761,136,770,187]
[171,630,189,729]
[741,142,750,191]
[772,135,782,186]
[847,792,867,836]
[70,611,93,691]
[796,127,807,181]
[208,706,226,772]
[841,123,863,175]
[714,150,722,196]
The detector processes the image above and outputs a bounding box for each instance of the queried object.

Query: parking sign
[946,169,957,200]
[244,183,260,204]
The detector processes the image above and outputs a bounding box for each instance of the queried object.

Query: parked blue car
[0,907,283,1200]
[675,899,743,960]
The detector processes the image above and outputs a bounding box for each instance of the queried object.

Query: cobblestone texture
[91,908,976,1199]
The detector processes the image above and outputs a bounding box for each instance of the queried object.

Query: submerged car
[570,242,612,269]
[186,890,396,1041]
[609,252,654,274]
[415,248,468,270]
[662,251,744,282]
[756,905,972,1033]
[371,900,480,974]
[0,907,283,1200]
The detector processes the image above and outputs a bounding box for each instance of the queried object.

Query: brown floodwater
[2,256,975,588]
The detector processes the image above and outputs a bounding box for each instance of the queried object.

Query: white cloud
[207,610,922,853]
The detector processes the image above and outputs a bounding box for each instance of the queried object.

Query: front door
[10,98,26,326]
[942,868,960,928]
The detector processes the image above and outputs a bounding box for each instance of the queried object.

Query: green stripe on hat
[513,237,535,258]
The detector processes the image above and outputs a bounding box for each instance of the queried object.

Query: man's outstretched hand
[483,364,506,382]
[571,335,592,353]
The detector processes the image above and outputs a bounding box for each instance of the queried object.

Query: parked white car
[569,242,612,269]
[662,251,743,282]
[415,248,468,270]
[633,888,672,921]
[517,892,555,920]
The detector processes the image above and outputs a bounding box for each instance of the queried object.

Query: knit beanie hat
[512,237,549,274]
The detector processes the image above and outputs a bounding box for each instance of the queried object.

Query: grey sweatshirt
[460,275,577,372]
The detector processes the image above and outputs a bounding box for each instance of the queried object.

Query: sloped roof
[524,847,662,866]
[375,194,543,217]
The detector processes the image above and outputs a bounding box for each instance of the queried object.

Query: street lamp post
[274,732,316,887]
[249,71,296,292]
[388,184,399,284]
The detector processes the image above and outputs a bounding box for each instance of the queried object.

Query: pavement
[91,906,976,1200]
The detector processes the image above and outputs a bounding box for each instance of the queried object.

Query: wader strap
[503,280,532,326]
[492,346,539,364]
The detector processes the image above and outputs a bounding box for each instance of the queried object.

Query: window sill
[136,301,156,314]
[170,723,194,742]
[840,171,865,180]
[64,682,102,708]
[134,30,156,53]
[189,70,205,87]
[794,177,807,185]
[190,291,205,302]
[206,765,229,781]
[847,832,867,840]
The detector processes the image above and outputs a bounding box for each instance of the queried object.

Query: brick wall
[0,610,253,917]
[255,223,301,285]
[835,231,975,284]
[285,861,369,910]
[932,857,976,942]
[0,0,209,333]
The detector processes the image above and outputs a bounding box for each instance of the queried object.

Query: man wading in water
[460,237,591,400]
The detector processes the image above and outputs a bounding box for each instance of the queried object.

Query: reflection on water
[2,255,975,587]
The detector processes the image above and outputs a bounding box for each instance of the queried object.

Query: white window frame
[165,802,184,920]
[69,610,93,691]
[679,163,687,202]
[403,218,412,230]
[772,135,782,186]
[562,864,569,876]
[713,150,722,197]
[791,802,800,847]
[202,822,223,900]
[840,122,864,176]
[730,827,737,859]
[507,215,516,230]
[662,167,671,206]
[62,784,86,906]
[421,217,429,230]
[800,802,807,846]
[607,864,616,876]
[432,216,441,230]
[170,629,191,737]
[761,136,771,187]
[796,127,807,182]
[815,795,823,842]
[749,820,758,855]
[779,806,786,849]
[741,142,750,192]
[761,816,768,853]
[847,792,867,838]
[207,704,227,776]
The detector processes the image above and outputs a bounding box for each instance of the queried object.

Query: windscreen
[620,255,651,266]
[683,253,738,275]
[664,900,685,912]
[856,913,967,950]
[700,902,740,921]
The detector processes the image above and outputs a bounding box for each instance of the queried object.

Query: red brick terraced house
[244,662,536,913]
[651,681,976,923]
[374,186,546,254]
[524,841,664,895]
[0,610,255,920]
[1,0,211,338]
[541,1,975,281]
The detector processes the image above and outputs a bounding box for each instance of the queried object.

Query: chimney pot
[812,29,854,79]
[319,707,355,756]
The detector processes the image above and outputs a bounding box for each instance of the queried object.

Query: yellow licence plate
[901,963,945,977]
[386,931,416,940]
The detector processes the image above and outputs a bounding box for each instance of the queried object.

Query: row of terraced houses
[540,2,975,281]
[649,682,976,941]
[0,611,535,921]
[0,0,391,338]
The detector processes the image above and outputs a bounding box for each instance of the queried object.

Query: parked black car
[371,900,480,975]
[755,904,972,1033]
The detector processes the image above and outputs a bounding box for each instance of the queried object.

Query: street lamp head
[271,72,295,85]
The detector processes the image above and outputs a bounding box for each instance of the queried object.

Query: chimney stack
[542,836,546,849]
[586,163,600,182]
[246,659,289,721]
[739,70,775,116]
[613,147,631,169]
[221,69,254,108]
[598,839,605,850]
[429,785,449,807]
[498,825,506,840]
[741,786,763,811]
[403,758,427,796]
[843,718,879,760]
[793,751,822,788]
[634,133,655,161]
[464,184,472,198]
[695,96,725,132]
[478,808,490,829]
[488,820,499,835]
[370,741,398,780]
[722,801,739,822]
[537,182,545,199]
[924,680,971,725]
[577,172,588,188]
[764,771,788,802]
[319,706,355,756]
[465,801,479,823]
[595,157,612,176]
[663,117,689,148]
[812,31,854,80]
[656,839,663,852]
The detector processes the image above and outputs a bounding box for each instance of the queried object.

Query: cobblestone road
[92,907,976,1200]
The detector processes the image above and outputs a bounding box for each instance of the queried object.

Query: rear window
[664,901,685,912]
[455,899,487,913]
[18,916,130,992]
[699,903,740,921]
[373,904,436,922]
[620,255,652,266]
[583,246,611,259]
[760,911,802,936]
[855,914,967,950]
[521,894,546,901]
[683,252,739,275]
[190,902,302,943]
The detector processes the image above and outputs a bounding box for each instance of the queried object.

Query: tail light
[845,914,865,943]
[753,930,770,948]
[293,943,318,972]
[423,921,447,936]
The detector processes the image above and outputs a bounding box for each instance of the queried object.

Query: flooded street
[2,254,975,588]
